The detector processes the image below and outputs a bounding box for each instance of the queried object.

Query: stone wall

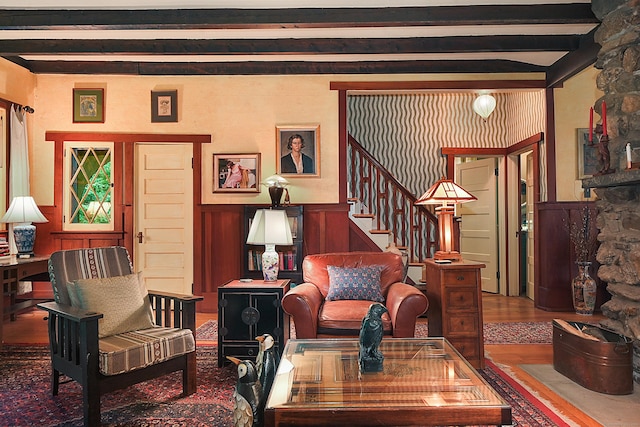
[588,0,640,383]
[592,0,640,172]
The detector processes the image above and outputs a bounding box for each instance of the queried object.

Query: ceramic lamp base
[262,244,279,282]
[13,223,36,257]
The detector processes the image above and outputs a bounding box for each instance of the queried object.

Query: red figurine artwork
[587,103,614,176]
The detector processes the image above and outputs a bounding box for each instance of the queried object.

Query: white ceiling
[0,0,599,80]
[0,0,593,9]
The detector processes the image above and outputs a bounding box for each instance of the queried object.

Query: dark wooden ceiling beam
[546,28,600,88]
[23,59,545,75]
[0,4,598,30]
[0,35,581,55]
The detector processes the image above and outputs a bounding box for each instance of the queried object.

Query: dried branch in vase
[563,206,598,263]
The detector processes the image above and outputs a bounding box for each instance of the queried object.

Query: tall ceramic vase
[572,262,597,315]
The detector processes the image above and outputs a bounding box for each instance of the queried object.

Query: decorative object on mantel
[415,177,476,261]
[564,206,598,315]
[246,209,293,281]
[588,104,615,176]
[262,174,289,207]
[358,302,388,373]
[0,196,48,258]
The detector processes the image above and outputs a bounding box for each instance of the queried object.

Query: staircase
[347,135,438,283]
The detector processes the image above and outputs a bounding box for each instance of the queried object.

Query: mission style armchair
[282,252,428,338]
[37,246,203,427]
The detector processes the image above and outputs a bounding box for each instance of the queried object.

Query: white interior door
[135,143,193,295]
[525,152,535,300]
[456,157,499,293]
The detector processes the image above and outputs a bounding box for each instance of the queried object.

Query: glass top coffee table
[265,338,511,427]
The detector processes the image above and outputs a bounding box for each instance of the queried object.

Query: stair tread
[353,213,374,218]
[370,229,390,234]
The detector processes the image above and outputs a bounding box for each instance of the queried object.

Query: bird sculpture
[227,356,264,427]
[358,302,389,373]
[255,334,279,399]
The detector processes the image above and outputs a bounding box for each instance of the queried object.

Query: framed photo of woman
[213,153,261,193]
[276,125,320,177]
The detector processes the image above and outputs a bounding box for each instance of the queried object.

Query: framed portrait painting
[213,153,261,193]
[151,90,178,122]
[577,128,598,178]
[73,89,104,123]
[276,125,320,177]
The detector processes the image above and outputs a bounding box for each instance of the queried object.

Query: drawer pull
[457,275,465,281]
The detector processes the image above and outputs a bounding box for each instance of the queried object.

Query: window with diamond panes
[63,142,114,231]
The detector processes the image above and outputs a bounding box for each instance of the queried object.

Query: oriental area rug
[196,320,554,344]
[1,343,565,427]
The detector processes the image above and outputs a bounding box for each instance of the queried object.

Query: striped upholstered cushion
[98,326,195,376]
[49,247,133,306]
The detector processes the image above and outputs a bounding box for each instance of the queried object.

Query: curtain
[10,104,29,198]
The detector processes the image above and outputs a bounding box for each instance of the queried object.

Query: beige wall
[553,66,603,201]
[29,74,343,206]
[1,57,597,207]
[22,70,545,207]
[0,59,36,106]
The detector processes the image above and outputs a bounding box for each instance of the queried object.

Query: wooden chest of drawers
[424,259,486,369]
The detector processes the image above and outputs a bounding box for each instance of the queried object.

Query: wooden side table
[1,255,50,349]
[217,279,290,367]
[423,259,486,369]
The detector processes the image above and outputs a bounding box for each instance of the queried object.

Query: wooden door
[456,157,499,293]
[525,152,535,300]
[135,143,193,294]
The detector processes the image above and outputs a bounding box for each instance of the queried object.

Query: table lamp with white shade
[415,177,476,262]
[246,209,293,281]
[1,196,49,258]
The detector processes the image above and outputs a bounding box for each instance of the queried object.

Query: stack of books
[0,237,10,258]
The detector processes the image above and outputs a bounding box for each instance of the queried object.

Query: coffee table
[264,338,511,427]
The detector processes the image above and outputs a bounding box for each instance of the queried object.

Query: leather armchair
[282,252,428,338]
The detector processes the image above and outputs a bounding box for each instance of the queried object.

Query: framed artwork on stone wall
[577,128,598,179]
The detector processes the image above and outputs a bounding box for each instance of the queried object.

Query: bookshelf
[243,205,303,285]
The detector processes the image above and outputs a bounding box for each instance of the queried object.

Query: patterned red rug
[0,343,567,426]
[196,320,553,344]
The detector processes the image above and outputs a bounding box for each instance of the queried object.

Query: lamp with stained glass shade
[415,178,476,261]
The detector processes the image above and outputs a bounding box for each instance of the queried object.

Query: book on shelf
[0,237,10,257]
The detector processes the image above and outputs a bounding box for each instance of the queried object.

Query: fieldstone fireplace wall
[586,0,640,383]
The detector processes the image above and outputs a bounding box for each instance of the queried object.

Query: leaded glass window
[63,142,114,231]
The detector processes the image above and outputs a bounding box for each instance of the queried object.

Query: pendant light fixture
[473,93,497,120]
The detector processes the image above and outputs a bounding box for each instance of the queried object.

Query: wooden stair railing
[347,135,438,264]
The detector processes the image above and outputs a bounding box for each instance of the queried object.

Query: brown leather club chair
[282,252,428,338]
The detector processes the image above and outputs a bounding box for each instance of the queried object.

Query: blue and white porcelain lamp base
[13,223,36,258]
[261,244,280,282]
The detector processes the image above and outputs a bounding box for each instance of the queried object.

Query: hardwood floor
[2,294,606,426]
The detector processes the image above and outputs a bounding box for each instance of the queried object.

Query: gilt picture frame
[213,153,261,193]
[151,90,178,122]
[276,124,320,177]
[577,128,598,179]
[73,89,104,123]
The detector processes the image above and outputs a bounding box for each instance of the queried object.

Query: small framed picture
[577,128,598,178]
[276,124,320,177]
[213,153,261,193]
[73,89,104,123]
[151,90,178,122]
